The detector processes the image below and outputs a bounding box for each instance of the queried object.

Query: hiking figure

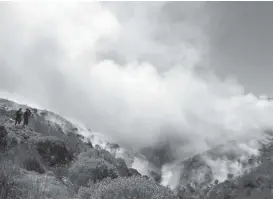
[15,108,23,125]
[23,108,32,127]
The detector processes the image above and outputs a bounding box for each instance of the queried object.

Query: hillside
[1,98,273,199]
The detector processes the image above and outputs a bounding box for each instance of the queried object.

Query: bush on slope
[0,161,21,199]
[78,148,134,177]
[32,136,73,167]
[0,159,73,199]
[77,176,178,199]
[68,156,118,189]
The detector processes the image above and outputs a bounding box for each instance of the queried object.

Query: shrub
[65,132,86,155]
[68,157,118,189]
[53,165,69,181]
[22,156,45,174]
[13,171,72,199]
[79,148,118,166]
[33,136,73,166]
[77,176,178,199]
[0,167,15,199]
[78,148,101,159]
[0,159,72,199]
[5,143,46,174]
[0,161,21,199]
[128,168,141,177]
[79,149,131,176]
[0,125,8,151]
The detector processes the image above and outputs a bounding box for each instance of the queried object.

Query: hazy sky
[0,2,272,156]
[102,1,273,96]
[207,2,273,96]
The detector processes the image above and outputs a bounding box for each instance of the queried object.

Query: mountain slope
[0,98,176,199]
[1,98,272,199]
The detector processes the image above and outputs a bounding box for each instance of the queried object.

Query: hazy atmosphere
[0,1,272,157]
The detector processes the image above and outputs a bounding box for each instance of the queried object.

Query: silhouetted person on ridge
[23,108,32,127]
[15,108,23,125]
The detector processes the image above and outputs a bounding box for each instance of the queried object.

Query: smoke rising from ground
[1,2,273,184]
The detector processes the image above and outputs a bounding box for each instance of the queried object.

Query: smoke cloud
[0,2,273,186]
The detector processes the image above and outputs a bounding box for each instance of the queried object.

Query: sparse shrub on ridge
[22,156,45,174]
[53,165,69,181]
[78,148,132,176]
[79,148,118,166]
[0,125,8,151]
[77,176,178,199]
[0,159,72,199]
[14,172,72,199]
[0,164,17,199]
[33,136,73,166]
[68,157,118,189]
[4,143,46,174]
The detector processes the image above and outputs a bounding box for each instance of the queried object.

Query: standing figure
[15,108,23,125]
[23,108,32,127]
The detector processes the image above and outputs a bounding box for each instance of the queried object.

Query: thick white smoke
[0,2,273,188]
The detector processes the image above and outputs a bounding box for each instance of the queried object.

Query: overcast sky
[101,1,273,96]
[0,2,272,156]
[207,2,273,96]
